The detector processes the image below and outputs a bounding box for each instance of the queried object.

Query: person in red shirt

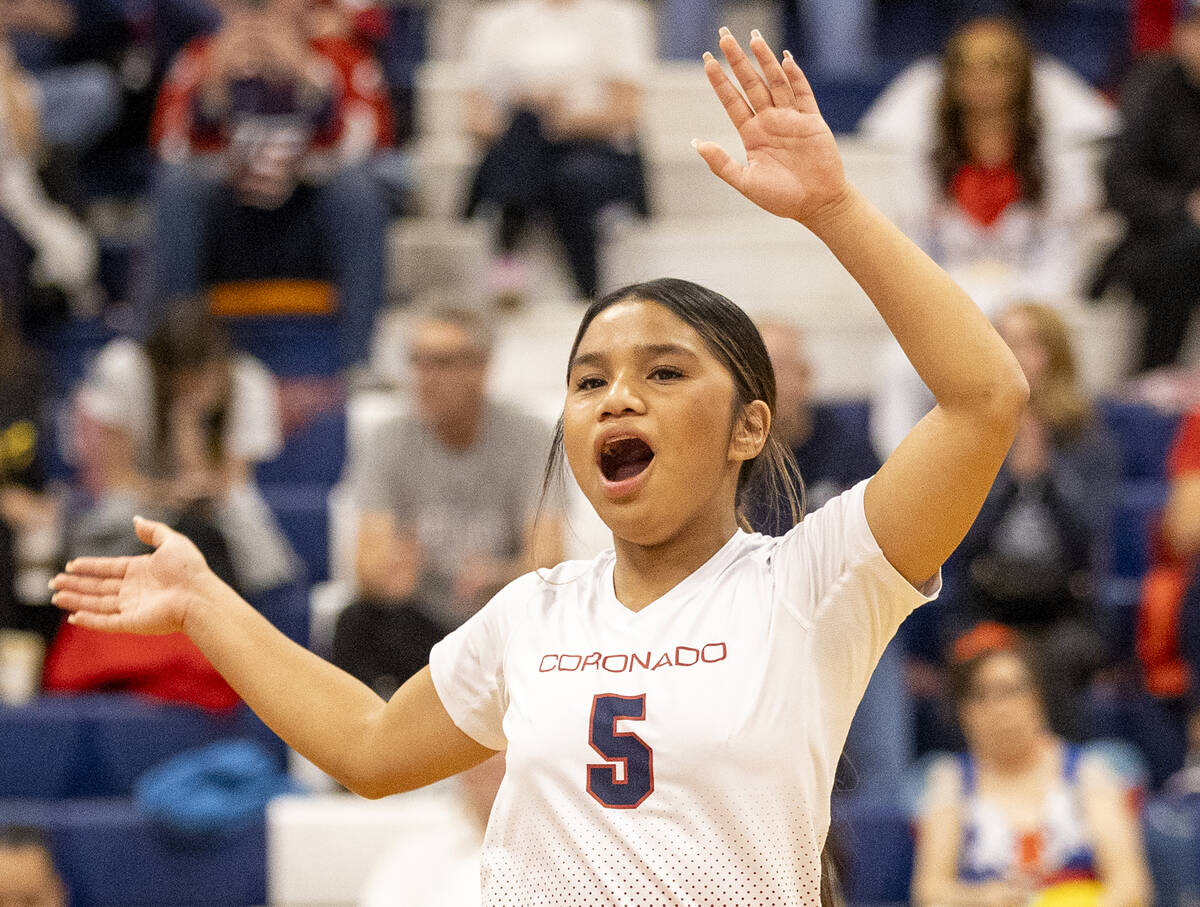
[148,0,392,374]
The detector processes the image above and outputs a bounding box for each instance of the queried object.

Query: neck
[777,404,814,449]
[612,504,740,612]
[978,731,1053,777]
[431,407,483,450]
[963,110,1017,166]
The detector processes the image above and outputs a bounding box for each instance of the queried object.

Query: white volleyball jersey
[429,479,939,905]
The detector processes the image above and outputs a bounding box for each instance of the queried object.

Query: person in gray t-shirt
[334,306,563,697]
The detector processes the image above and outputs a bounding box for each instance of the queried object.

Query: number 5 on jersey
[587,693,654,809]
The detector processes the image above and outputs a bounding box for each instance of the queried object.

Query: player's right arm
[50,517,497,799]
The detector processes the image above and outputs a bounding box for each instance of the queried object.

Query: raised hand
[49,517,211,636]
[695,28,849,226]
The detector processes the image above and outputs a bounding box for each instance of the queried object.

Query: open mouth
[599,437,655,483]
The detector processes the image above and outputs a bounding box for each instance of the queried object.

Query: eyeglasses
[408,349,487,371]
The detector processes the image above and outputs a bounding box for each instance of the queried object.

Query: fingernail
[702,51,714,62]
[783,49,794,60]
[67,613,77,624]
[65,560,75,572]
[690,138,700,150]
[751,29,762,41]
[51,593,60,605]
[718,26,731,37]
[134,514,144,523]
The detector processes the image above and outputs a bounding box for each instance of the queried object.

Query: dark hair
[946,641,1047,713]
[933,17,1044,207]
[145,300,234,470]
[536,278,804,535]
[0,824,51,850]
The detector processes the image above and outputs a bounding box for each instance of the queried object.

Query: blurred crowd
[2,0,1200,903]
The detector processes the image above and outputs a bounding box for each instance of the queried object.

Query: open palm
[50,517,209,635]
[696,29,848,225]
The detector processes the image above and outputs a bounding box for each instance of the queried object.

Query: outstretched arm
[51,518,496,799]
[697,30,1028,587]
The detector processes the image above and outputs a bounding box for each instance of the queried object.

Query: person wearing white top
[50,28,1028,905]
[461,0,652,300]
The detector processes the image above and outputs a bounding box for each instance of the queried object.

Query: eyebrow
[568,342,701,374]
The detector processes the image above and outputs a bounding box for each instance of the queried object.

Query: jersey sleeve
[428,576,531,751]
[773,479,939,703]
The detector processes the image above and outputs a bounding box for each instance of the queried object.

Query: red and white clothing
[430,480,939,905]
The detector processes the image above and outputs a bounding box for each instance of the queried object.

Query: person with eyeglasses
[331,304,564,701]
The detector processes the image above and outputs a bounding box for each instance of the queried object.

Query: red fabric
[951,162,1023,227]
[150,35,392,157]
[43,623,239,712]
[1137,408,1200,698]
[1133,0,1177,54]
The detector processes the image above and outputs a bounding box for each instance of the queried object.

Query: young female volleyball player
[49,29,1029,904]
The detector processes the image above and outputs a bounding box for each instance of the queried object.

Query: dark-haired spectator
[863,18,1109,456]
[43,303,295,711]
[461,0,651,303]
[69,302,297,596]
[150,0,389,372]
[1097,4,1200,372]
[912,630,1151,907]
[333,306,562,697]
[953,302,1118,736]
[0,825,65,907]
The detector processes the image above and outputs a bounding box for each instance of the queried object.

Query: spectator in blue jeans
[147,0,387,372]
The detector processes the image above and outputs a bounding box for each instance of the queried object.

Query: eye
[649,366,683,381]
[574,375,606,392]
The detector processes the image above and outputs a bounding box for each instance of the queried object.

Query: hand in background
[695,28,848,226]
[49,517,211,635]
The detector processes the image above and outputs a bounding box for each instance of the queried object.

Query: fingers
[65,611,132,633]
[50,574,122,597]
[63,556,134,579]
[747,30,795,110]
[781,50,821,116]
[718,28,772,114]
[702,51,753,130]
[51,590,120,615]
[134,515,172,549]
[693,140,745,196]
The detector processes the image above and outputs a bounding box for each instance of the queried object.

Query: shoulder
[231,354,278,395]
[920,754,967,815]
[483,553,614,622]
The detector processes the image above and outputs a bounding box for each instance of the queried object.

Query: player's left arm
[696,29,1027,588]
[1078,757,1152,907]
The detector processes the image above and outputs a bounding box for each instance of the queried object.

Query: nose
[599,372,646,419]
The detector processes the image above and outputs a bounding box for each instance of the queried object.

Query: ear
[729,400,771,464]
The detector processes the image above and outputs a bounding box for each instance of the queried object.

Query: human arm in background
[697,29,1027,589]
[911,759,1036,907]
[1077,756,1152,907]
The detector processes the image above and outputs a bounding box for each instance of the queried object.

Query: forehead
[0,845,55,883]
[574,299,709,357]
[411,319,476,350]
[972,651,1029,685]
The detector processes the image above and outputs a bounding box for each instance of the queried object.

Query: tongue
[612,453,651,481]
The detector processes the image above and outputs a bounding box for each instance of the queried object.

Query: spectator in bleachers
[912,629,1151,907]
[0,825,65,907]
[1096,3,1200,373]
[68,300,297,598]
[952,302,1117,737]
[0,37,97,338]
[864,17,1112,456]
[150,0,389,372]
[461,0,651,303]
[0,300,58,643]
[0,0,125,162]
[333,305,563,697]
[752,320,912,804]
